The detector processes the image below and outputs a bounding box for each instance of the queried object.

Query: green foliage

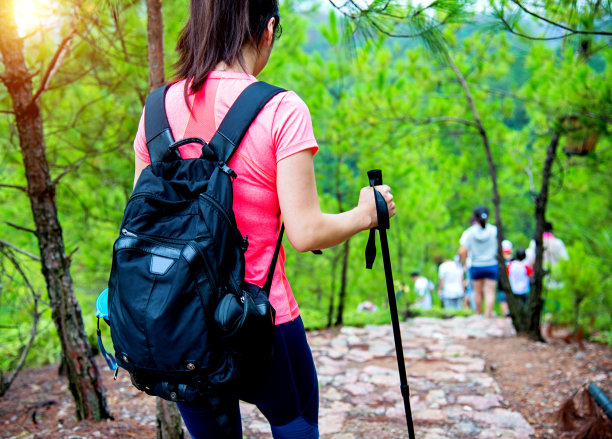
[1,1,611,375]
[548,242,612,337]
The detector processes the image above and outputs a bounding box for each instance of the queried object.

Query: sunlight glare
[13,0,53,37]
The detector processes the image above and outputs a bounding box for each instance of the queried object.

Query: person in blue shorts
[459,206,499,318]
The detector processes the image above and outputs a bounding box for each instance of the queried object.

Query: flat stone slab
[241,316,534,438]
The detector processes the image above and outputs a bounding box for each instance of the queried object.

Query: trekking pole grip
[367,169,389,230]
[368,169,383,186]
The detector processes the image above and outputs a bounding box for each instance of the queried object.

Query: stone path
[240,316,535,439]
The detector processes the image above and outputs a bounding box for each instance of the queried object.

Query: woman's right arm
[277,150,395,253]
[458,245,469,265]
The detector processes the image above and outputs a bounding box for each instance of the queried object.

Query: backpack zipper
[118,231,216,288]
[128,191,197,204]
[121,228,191,245]
[199,193,235,228]
[186,241,217,291]
[199,193,246,249]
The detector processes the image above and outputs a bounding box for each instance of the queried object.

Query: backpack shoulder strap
[144,84,177,163]
[209,81,285,164]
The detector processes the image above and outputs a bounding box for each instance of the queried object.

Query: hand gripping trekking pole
[365,170,415,439]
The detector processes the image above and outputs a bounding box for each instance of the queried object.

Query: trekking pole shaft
[367,169,415,438]
[379,229,415,439]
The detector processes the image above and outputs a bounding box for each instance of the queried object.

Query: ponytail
[174,0,280,102]
[472,205,489,229]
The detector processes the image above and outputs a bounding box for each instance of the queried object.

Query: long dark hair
[174,0,281,100]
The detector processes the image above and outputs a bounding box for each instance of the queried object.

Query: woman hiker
[131,0,396,437]
[459,205,498,319]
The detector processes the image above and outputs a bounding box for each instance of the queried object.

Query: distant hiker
[438,255,465,310]
[507,249,533,306]
[357,301,379,312]
[411,272,434,310]
[526,221,569,289]
[498,239,514,317]
[130,1,395,437]
[459,205,498,319]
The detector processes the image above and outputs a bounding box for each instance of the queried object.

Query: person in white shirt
[526,221,569,290]
[438,255,465,310]
[507,249,533,305]
[526,222,568,265]
[411,272,434,310]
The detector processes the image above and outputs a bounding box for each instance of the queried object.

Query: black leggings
[177,316,319,438]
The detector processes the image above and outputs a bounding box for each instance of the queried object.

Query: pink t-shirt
[133,71,318,324]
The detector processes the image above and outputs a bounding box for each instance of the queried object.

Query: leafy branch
[510,0,612,36]
[328,0,470,53]
[0,184,27,193]
[0,245,45,396]
[493,0,612,40]
[29,30,77,106]
[0,239,41,262]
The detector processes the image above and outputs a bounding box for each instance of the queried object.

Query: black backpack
[106,81,285,407]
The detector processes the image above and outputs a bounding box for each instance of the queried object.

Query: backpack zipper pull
[121,228,137,237]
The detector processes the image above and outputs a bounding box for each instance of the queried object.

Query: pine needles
[555,383,612,439]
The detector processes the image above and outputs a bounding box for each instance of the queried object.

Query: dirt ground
[1,327,611,438]
[461,333,612,438]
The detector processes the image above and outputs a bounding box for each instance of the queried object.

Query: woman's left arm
[133,156,149,188]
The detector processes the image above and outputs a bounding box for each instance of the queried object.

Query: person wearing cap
[498,239,514,317]
[502,240,513,260]
[458,206,499,318]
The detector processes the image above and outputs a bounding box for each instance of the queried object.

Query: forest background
[1,0,611,379]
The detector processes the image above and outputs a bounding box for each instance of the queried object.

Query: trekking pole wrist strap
[263,223,285,294]
[365,169,389,269]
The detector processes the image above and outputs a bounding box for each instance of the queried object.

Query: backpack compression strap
[144,84,179,163]
[208,81,285,164]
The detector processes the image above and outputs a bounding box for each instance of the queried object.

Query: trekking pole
[365,169,415,439]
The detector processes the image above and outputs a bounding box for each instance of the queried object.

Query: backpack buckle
[219,163,237,180]
[242,235,249,252]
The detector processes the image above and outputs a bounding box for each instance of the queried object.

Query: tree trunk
[146,0,165,90]
[527,132,560,341]
[447,54,520,330]
[0,1,110,420]
[156,398,184,439]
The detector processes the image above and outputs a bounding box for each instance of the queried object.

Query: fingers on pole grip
[373,189,389,230]
[367,170,388,230]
